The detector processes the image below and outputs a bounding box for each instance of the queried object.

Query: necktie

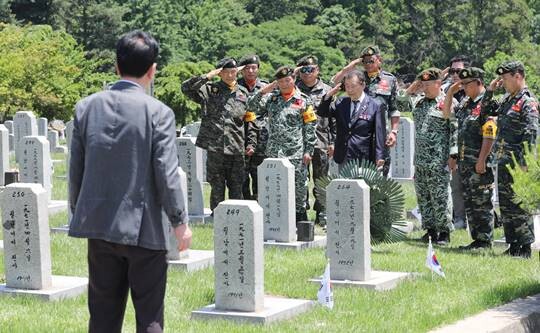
[351,100,359,123]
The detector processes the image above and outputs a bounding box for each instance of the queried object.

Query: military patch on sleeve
[482,117,497,139]
[302,105,317,123]
[244,111,256,122]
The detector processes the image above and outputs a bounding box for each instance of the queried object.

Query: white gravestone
[0,125,9,186]
[390,118,415,179]
[13,111,38,161]
[17,136,52,201]
[181,121,207,182]
[2,183,52,289]
[258,158,295,243]
[214,200,264,312]
[47,130,67,154]
[37,118,48,137]
[311,179,413,290]
[0,183,88,300]
[176,137,209,222]
[192,200,314,324]
[167,167,214,272]
[327,179,371,281]
[3,120,13,134]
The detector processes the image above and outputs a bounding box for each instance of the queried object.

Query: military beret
[297,55,318,67]
[360,45,380,58]
[274,66,294,79]
[496,61,524,75]
[239,54,259,66]
[216,57,237,69]
[416,67,442,81]
[459,67,484,80]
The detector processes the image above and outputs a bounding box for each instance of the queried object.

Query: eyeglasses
[361,59,375,65]
[449,68,462,75]
[300,66,316,74]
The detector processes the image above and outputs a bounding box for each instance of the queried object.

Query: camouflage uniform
[365,70,399,176]
[181,76,257,211]
[296,79,334,223]
[482,86,538,247]
[239,77,268,200]
[455,91,495,242]
[248,88,317,220]
[402,90,458,234]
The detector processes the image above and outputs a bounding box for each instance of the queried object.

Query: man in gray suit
[69,30,192,333]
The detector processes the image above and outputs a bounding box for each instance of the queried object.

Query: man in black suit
[69,30,192,333]
[318,70,386,169]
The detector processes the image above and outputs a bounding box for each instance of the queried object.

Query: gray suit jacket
[68,80,187,250]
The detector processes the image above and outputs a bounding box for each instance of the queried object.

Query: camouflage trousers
[290,158,309,218]
[498,165,534,245]
[414,166,453,233]
[458,163,494,242]
[308,148,329,222]
[207,151,244,211]
[242,154,265,200]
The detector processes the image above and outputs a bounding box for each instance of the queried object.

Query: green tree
[0,24,112,121]
[314,4,363,58]
[242,0,321,24]
[154,61,214,126]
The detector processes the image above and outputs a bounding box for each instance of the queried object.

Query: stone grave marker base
[168,250,214,272]
[49,200,68,215]
[192,296,314,325]
[0,275,87,301]
[310,270,413,291]
[189,208,213,224]
[50,224,70,234]
[264,235,326,251]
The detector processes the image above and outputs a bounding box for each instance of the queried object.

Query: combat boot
[421,229,438,243]
[459,239,492,250]
[437,231,450,246]
[502,243,521,257]
[519,244,531,259]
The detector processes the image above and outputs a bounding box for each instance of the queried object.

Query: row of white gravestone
[178,118,416,186]
[0,183,87,301]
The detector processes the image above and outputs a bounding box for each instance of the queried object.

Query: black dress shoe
[421,229,438,243]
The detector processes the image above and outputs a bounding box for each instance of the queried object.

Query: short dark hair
[116,30,159,78]
[343,70,366,84]
[449,55,471,67]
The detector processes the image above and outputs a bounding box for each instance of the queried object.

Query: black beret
[274,66,294,79]
[459,67,484,80]
[496,61,524,75]
[416,67,442,81]
[296,55,318,67]
[360,45,380,57]
[216,57,237,69]
[239,54,259,66]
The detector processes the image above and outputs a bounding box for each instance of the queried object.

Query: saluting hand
[327,83,342,97]
[448,81,463,96]
[206,68,223,80]
[260,81,278,95]
[406,80,422,95]
[488,78,503,92]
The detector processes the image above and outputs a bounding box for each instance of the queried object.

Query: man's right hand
[206,68,223,80]
[447,81,462,96]
[405,80,422,95]
[327,83,342,97]
[488,78,502,92]
[260,81,278,95]
[174,223,192,252]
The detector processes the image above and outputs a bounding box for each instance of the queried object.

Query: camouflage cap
[360,45,380,58]
[216,57,237,69]
[296,55,318,67]
[459,67,484,80]
[239,54,259,66]
[496,60,524,75]
[416,67,442,81]
[274,66,294,79]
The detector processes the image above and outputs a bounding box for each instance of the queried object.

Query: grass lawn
[1,151,539,332]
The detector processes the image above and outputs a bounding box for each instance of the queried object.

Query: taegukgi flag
[317,261,334,309]
[425,238,446,278]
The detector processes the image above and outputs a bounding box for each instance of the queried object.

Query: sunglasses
[449,68,462,75]
[300,66,316,74]
[361,59,375,65]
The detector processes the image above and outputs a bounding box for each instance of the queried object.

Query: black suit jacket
[318,94,386,164]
